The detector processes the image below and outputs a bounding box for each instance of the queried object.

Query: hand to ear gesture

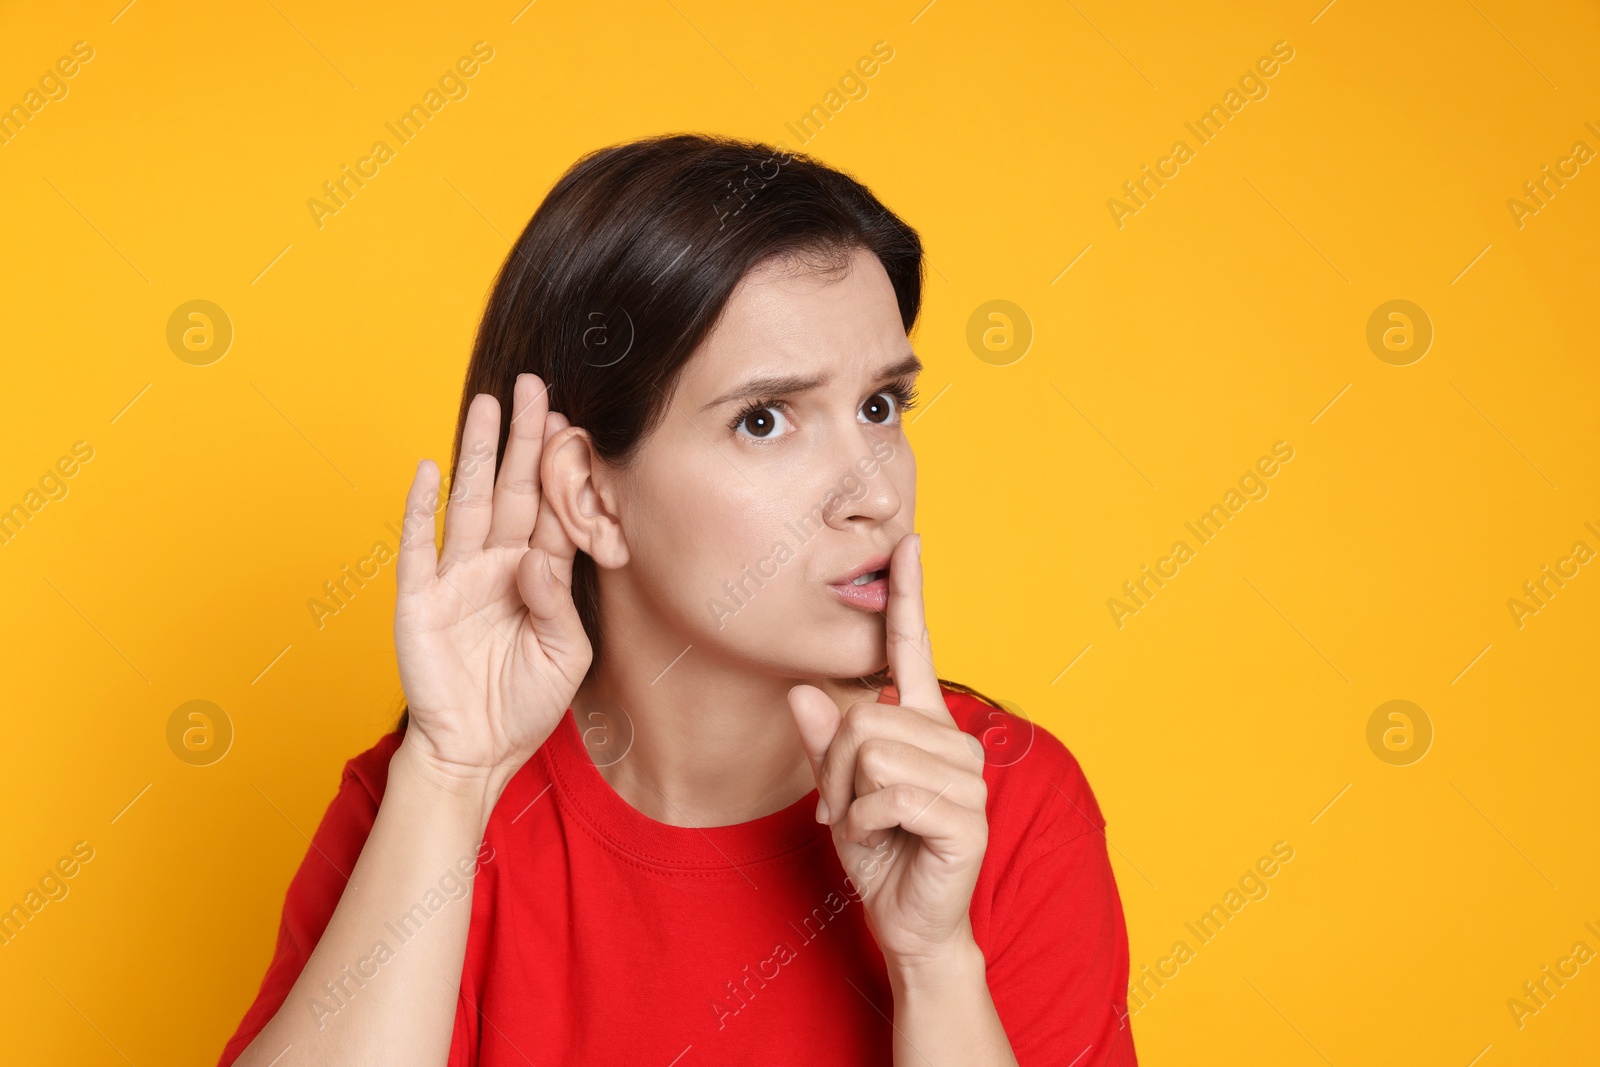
[393,373,593,796]
[788,533,990,971]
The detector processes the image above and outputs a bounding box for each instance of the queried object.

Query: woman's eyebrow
[874,352,923,382]
[701,352,923,411]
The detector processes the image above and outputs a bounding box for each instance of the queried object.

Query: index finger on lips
[885,533,946,719]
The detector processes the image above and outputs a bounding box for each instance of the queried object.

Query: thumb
[517,546,589,663]
[787,684,841,789]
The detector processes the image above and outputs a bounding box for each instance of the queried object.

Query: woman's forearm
[232,740,508,1066]
[888,934,1019,1067]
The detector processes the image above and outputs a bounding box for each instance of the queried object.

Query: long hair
[396,133,999,729]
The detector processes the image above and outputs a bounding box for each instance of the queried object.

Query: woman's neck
[572,641,877,830]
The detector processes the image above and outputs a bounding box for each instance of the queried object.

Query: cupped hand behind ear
[393,373,592,792]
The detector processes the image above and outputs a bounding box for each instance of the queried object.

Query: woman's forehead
[683,251,907,392]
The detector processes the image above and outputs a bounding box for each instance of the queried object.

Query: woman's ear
[541,425,630,569]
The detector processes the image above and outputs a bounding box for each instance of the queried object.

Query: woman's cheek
[636,463,783,627]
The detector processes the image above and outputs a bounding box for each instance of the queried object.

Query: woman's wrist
[886,932,1018,1066]
[885,924,988,997]
[389,735,517,833]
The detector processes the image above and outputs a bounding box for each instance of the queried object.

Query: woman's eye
[732,391,908,439]
[859,391,900,425]
[735,405,790,439]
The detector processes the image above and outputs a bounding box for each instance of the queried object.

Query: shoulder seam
[1019,822,1102,873]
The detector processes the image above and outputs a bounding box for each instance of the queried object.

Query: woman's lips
[827,568,889,612]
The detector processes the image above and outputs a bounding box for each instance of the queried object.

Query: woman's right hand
[392,372,592,794]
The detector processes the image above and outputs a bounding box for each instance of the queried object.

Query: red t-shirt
[219,684,1137,1065]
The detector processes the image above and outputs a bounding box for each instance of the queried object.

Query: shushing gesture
[788,533,991,970]
[393,373,593,793]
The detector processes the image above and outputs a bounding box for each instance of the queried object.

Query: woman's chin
[707,603,888,680]
[798,630,889,681]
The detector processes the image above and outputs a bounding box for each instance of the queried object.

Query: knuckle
[890,782,921,813]
[842,700,884,741]
[856,738,894,780]
[497,474,537,496]
[845,698,881,724]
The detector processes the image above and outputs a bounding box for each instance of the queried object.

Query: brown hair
[396,133,1001,729]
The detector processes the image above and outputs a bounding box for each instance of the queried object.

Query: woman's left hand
[788,532,991,972]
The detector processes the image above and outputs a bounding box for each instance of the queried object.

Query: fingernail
[815,797,830,824]
[912,533,921,559]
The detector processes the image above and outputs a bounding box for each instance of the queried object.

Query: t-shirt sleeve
[216,757,384,1066]
[983,752,1138,1066]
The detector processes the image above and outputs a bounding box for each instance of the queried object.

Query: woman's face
[607,245,920,680]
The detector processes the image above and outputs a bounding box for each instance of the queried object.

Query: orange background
[2,0,1597,1063]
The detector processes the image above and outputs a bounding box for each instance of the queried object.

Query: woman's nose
[822,433,903,529]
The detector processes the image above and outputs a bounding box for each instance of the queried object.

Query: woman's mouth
[827,561,890,612]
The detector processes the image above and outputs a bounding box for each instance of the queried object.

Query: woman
[220,133,1136,1066]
